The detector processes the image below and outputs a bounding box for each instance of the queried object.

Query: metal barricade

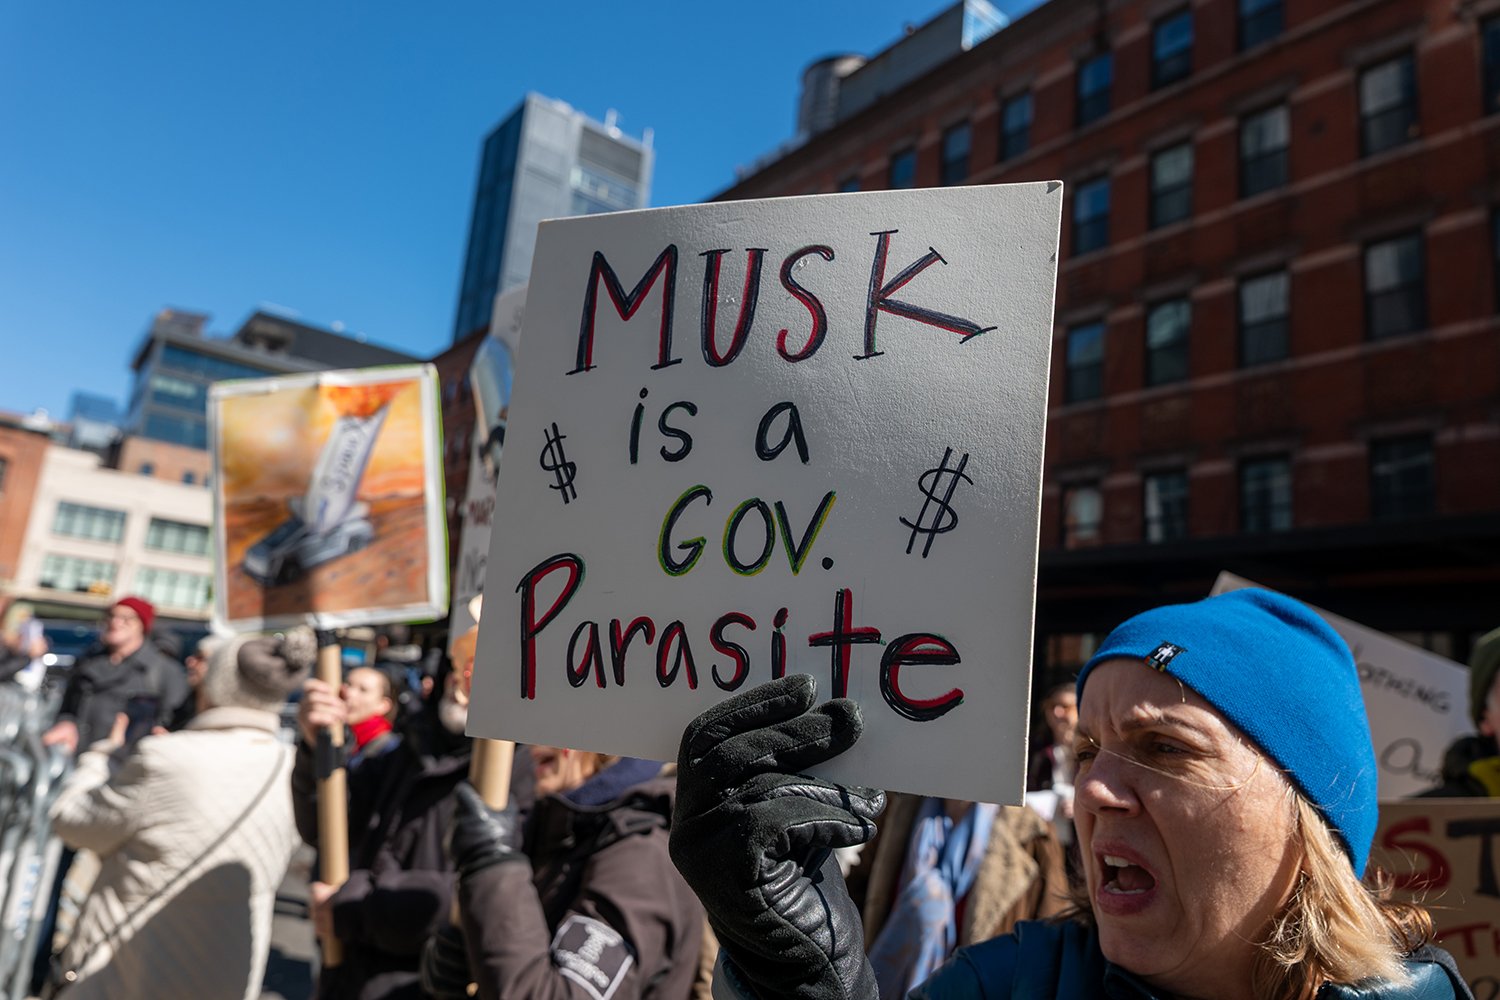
[0,685,70,1000]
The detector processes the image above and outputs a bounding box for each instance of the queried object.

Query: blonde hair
[1251,795,1432,999]
[1062,793,1432,998]
[574,751,619,782]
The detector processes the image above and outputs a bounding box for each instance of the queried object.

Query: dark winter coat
[458,758,705,1000]
[911,919,1473,999]
[0,648,29,685]
[290,721,533,1000]
[55,641,188,748]
[1420,735,1500,798]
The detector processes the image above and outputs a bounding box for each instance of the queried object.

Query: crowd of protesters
[1,591,1493,999]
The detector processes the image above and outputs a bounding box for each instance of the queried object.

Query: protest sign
[211,365,447,631]
[468,183,1064,803]
[449,297,522,640]
[1374,799,1500,994]
[1212,573,1472,799]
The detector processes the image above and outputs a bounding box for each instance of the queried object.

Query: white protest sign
[469,184,1063,804]
[1212,573,1472,799]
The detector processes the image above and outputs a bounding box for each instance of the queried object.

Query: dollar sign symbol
[540,422,578,505]
[900,448,971,558]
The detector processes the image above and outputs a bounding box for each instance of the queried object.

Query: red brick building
[0,418,51,592]
[719,0,1500,672]
[431,330,486,577]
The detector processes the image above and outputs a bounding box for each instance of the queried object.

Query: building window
[0,456,7,495]
[1370,434,1435,519]
[1494,211,1500,314]
[1072,176,1110,256]
[1240,455,1292,532]
[1485,17,1500,115]
[1077,53,1113,126]
[142,411,208,449]
[1150,143,1193,228]
[139,462,155,476]
[1001,92,1032,160]
[1365,232,1426,339]
[1360,54,1417,156]
[146,517,211,556]
[1152,10,1193,89]
[888,147,917,189]
[182,471,195,485]
[1065,322,1106,403]
[1240,105,1289,198]
[40,554,118,594]
[135,567,212,611]
[1062,483,1104,549]
[158,344,273,383]
[941,122,972,186]
[52,501,126,543]
[1239,270,1290,366]
[148,373,206,412]
[1144,470,1189,542]
[838,175,860,193]
[1239,0,1283,50]
[1145,299,1191,386]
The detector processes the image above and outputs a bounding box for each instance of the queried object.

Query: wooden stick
[469,738,514,810]
[314,635,348,968]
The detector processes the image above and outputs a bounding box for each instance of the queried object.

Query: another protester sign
[449,290,523,639]
[1373,799,1500,993]
[210,365,447,630]
[1213,573,1471,799]
[469,183,1064,803]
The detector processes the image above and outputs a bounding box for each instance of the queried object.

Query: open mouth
[1100,853,1157,895]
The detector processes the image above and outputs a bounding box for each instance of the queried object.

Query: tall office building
[65,391,122,455]
[452,93,654,342]
[125,308,417,452]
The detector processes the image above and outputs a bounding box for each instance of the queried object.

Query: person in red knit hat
[42,596,189,755]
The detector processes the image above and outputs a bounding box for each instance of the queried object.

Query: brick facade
[719,0,1500,666]
[0,422,50,587]
[115,436,213,488]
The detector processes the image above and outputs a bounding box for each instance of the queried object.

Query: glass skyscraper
[452,93,654,342]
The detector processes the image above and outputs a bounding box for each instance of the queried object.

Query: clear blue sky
[0,1,966,420]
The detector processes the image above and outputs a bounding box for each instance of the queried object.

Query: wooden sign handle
[470,738,514,810]
[314,635,348,968]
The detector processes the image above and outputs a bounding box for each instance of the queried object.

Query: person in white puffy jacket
[47,628,313,1000]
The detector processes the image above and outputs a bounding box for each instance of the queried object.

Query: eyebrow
[1081,711,1215,741]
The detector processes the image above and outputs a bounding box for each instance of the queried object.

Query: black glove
[446,781,524,880]
[669,674,884,1000]
[419,923,474,999]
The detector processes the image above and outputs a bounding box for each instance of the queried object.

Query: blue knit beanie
[1077,589,1377,878]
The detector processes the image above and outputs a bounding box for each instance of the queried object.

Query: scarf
[867,798,998,999]
[351,715,393,750]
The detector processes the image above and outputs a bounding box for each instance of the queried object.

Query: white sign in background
[1212,573,1472,799]
[469,184,1064,804]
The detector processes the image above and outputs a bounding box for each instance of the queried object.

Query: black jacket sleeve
[0,650,28,685]
[458,826,702,1000]
[330,866,455,957]
[290,741,320,849]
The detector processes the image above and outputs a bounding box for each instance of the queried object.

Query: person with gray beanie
[46,628,314,999]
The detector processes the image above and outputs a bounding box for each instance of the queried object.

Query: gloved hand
[669,674,885,1000]
[446,781,524,880]
[419,923,474,999]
